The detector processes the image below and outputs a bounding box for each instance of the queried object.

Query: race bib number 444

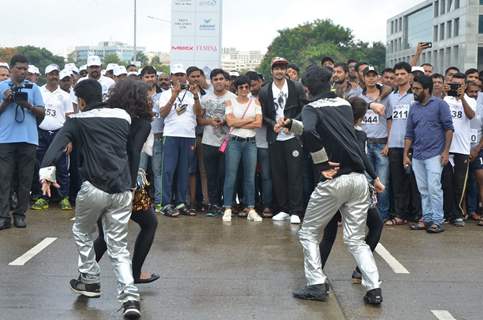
[362,110,379,125]
[392,104,409,120]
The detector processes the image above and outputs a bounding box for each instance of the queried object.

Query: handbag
[132,169,152,212]
[219,98,253,153]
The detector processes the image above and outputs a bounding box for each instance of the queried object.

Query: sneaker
[364,288,383,305]
[247,209,263,222]
[262,208,273,218]
[452,218,465,227]
[238,208,249,218]
[154,204,162,213]
[272,211,290,221]
[32,198,49,210]
[60,197,72,210]
[293,283,329,301]
[206,204,221,217]
[177,203,196,216]
[290,215,301,224]
[351,268,362,284]
[122,300,141,319]
[161,205,179,217]
[69,277,101,298]
[222,209,232,222]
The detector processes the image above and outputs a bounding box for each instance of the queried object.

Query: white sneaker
[290,215,301,224]
[272,211,290,221]
[222,209,232,222]
[247,209,263,222]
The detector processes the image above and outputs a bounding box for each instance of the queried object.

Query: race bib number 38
[392,104,409,120]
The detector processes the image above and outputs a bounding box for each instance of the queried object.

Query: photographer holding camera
[0,54,45,230]
[442,72,476,227]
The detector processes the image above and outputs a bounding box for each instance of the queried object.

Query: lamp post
[133,0,137,63]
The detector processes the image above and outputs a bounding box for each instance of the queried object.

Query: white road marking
[431,310,457,320]
[375,243,410,274]
[8,237,57,266]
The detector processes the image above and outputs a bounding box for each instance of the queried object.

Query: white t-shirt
[226,97,262,138]
[445,94,477,155]
[201,90,236,147]
[39,85,74,131]
[158,88,197,138]
[272,81,294,141]
[76,75,115,101]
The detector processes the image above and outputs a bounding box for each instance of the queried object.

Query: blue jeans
[412,155,444,225]
[223,138,257,208]
[152,137,164,205]
[366,143,390,220]
[162,136,195,206]
[257,148,272,208]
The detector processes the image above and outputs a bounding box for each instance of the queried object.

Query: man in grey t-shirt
[198,69,236,215]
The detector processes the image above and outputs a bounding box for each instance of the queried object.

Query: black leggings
[94,207,158,280]
[319,207,383,269]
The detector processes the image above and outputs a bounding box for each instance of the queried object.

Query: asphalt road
[1,207,482,320]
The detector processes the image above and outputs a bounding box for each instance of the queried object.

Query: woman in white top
[222,76,263,222]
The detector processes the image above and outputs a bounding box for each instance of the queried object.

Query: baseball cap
[79,64,87,72]
[106,63,118,72]
[45,64,60,75]
[363,66,378,76]
[59,69,72,80]
[127,71,139,77]
[114,65,127,77]
[28,65,40,75]
[0,62,9,70]
[229,71,240,78]
[65,63,79,74]
[271,57,289,68]
[86,55,102,67]
[171,63,186,75]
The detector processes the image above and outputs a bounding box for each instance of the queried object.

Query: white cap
[65,63,79,74]
[87,55,102,67]
[59,69,73,80]
[114,65,127,77]
[101,69,106,76]
[156,71,164,76]
[412,66,425,73]
[127,71,139,77]
[45,64,60,75]
[106,63,118,72]
[0,62,9,70]
[171,63,186,74]
[79,64,87,72]
[229,71,240,77]
[28,65,40,75]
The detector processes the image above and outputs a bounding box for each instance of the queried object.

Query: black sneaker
[177,203,196,216]
[364,288,383,305]
[293,283,329,301]
[161,205,179,217]
[69,278,101,298]
[122,300,141,319]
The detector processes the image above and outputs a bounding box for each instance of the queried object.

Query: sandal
[469,212,481,221]
[409,221,427,230]
[385,217,407,226]
[427,224,444,233]
[478,217,483,226]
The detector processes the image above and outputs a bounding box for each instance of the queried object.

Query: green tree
[104,53,122,65]
[258,19,386,78]
[150,55,163,70]
[136,51,148,66]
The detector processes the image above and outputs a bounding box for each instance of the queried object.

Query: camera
[447,83,461,97]
[180,83,189,90]
[9,83,33,104]
[419,41,432,48]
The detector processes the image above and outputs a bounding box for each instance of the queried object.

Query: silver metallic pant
[298,173,380,290]
[73,181,139,303]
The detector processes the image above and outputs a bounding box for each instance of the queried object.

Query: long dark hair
[107,79,153,120]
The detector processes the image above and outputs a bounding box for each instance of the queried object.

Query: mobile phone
[448,83,460,97]
[420,42,432,48]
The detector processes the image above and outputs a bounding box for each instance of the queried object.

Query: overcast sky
[3,0,423,56]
